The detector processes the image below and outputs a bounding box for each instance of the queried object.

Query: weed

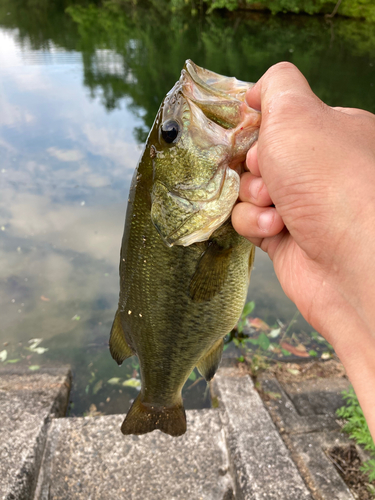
[337,387,375,481]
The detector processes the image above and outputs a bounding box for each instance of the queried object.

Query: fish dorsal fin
[189,241,232,302]
[109,310,134,365]
[121,395,187,437]
[196,338,224,381]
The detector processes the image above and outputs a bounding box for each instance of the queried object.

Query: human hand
[232,62,375,438]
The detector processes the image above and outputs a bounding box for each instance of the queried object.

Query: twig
[279,310,300,344]
[326,452,346,474]
[326,0,343,18]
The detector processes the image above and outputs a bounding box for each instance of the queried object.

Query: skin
[232,62,375,441]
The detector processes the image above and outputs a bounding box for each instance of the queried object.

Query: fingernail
[258,209,274,231]
[250,177,263,200]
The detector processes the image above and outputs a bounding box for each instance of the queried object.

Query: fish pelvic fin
[121,395,187,437]
[109,310,134,366]
[248,243,255,277]
[189,241,232,302]
[196,337,224,381]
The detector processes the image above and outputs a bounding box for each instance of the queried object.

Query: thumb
[246,62,319,114]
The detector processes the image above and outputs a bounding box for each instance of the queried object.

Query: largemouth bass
[110,60,260,436]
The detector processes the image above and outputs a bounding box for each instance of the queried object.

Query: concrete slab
[0,366,71,500]
[213,368,312,500]
[260,377,343,435]
[258,370,357,500]
[289,433,355,500]
[34,410,235,500]
[282,378,350,417]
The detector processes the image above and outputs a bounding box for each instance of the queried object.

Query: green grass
[337,388,375,482]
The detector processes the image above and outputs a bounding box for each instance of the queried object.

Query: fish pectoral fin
[121,395,186,437]
[189,241,232,302]
[196,337,224,381]
[109,310,134,366]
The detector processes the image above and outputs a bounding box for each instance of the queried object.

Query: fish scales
[110,60,260,436]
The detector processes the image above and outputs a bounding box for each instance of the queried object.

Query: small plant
[237,301,255,334]
[336,387,375,481]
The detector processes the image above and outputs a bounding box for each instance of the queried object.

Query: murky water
[0,1,374,416]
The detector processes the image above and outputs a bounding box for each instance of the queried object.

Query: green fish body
[110,61,260,436]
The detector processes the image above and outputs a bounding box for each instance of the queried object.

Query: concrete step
[33,366,312,500]
[0,366,71,500]
[2,361,357,500]
[34,411,234,500]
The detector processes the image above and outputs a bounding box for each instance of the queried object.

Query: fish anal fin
[189,241,232,302]
[196,338,224,381]
[121,395,186,437]
[109,310,134,366]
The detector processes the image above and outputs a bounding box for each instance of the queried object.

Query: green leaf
[308,350,318,357]
[189,371,197,381]
[242,301,255,318]
[29,365,40,371]
[5,359,20,364]
[281,348,291,356]
[244,338,259,345]
[258,332,270,351]
[238,355,245,363]
[237,318,245,334]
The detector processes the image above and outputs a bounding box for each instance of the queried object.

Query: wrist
[321,303,375,442]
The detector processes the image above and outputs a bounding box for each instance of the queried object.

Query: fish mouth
[180,59,259,130]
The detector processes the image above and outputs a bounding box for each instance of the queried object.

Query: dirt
[327,445,375,499]
[250,358,346,384]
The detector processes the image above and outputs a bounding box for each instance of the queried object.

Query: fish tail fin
[109,310,134,365]
[121,394,186,437]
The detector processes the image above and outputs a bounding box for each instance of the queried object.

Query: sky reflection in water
[0,6,374,416]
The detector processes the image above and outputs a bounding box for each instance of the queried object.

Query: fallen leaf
[29,338,43,348]
[107,377,121,385]
[40,296,50,302]
[122,378,141,390]
[93,380,103,395]
[287,368,300,376]
[280,342,310,358]
[29,365,40,371]
[321,352,332,360]
[248,317,270,331]
[269,328,281,338]
[0,350,7,362]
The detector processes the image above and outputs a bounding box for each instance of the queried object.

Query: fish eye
[161,120,180,144]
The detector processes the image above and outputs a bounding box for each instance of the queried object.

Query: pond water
[0,0,374,417]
